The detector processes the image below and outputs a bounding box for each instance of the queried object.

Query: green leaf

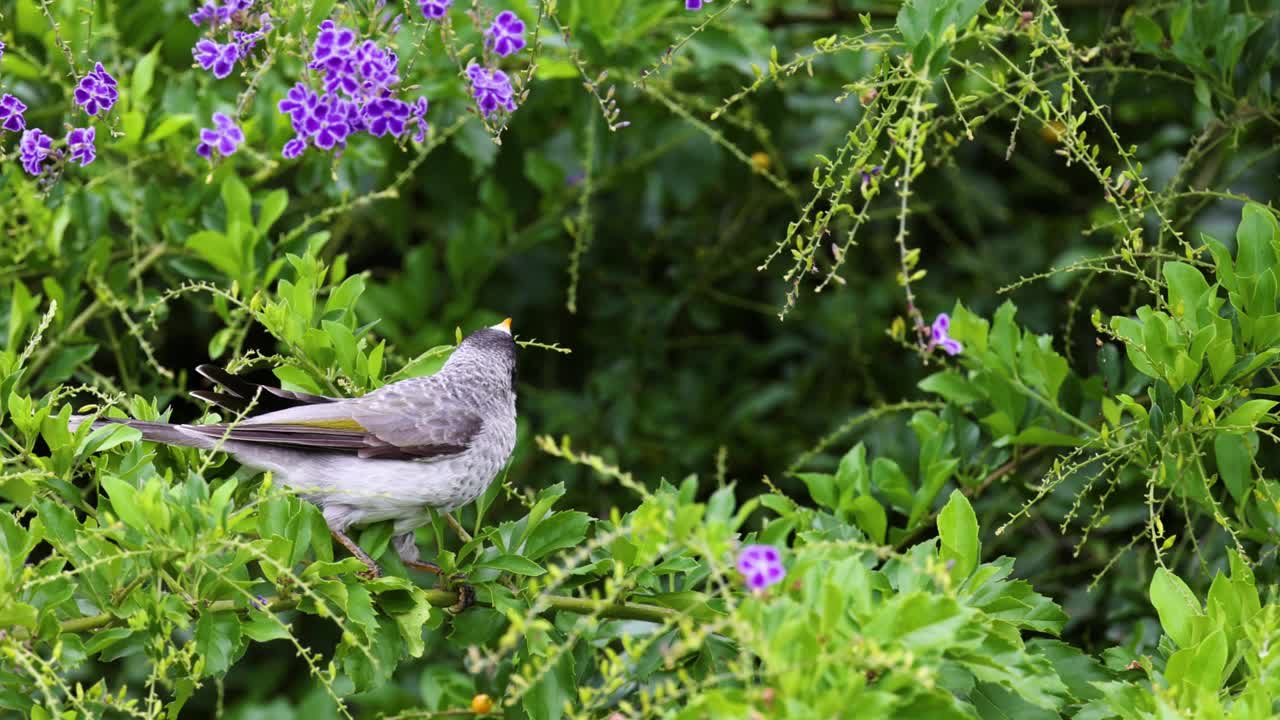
[186,230,239,277]
[1163,262,1211,331]
[80,423,142,456]
[938,490,979,581]
[257,189,289,236]
[1007,426,1085,447]
[1165,629,1228,700]
[850,495,887,544]
[872,458,913,513]
[101,476,148,532]
[918,370,982,404]
[221,174,253,235]
[144,114,193,143]
[835,442,871,496]
[1150,567,1202,649]
[1235,203,1278,283]
[131,45,159,107]
[241,612,292,642]
[1220,399,1275,428]
[479,554,546,576]
[1214,433,1253,504]
[419,665,474,712]
[797,472,836,510]
[523,651,575,720]
[1132,15,1164,48]
[523,511,590,560]
[195,611,242,676]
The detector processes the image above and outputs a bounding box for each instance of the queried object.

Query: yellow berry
[471,694,494,714]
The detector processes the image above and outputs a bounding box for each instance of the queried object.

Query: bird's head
[447,318,517,389]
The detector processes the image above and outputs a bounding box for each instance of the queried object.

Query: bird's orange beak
[492,317,513,334]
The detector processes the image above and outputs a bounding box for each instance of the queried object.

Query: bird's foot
[356,562,382,581]
[404,560,474,612]
[450,581,476,614]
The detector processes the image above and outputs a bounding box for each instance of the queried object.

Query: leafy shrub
[2,0,1280,718]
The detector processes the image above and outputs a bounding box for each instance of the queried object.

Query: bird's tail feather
[69,415,210,449]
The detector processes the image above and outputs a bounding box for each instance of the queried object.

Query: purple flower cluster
[196,112,244,158]
[685,0,712,9]
[418,0,452,20]
[485,11,526,57]
[5,56,109,176]
[467,63,516,118]
[191,1,272,80]
[19,129,53,176]
[464,6,527,120]
[737,545,785,592]
[276,19,429,159]
[190,0,254,25]
[73,62,119,116]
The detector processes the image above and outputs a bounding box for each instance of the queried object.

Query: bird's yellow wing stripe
[291,418,367,431]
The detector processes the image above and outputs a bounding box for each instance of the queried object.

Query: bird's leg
[394,531,474,612]
[331,528,381,580]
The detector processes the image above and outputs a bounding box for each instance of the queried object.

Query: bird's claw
[447,574,475,614]
[357,563,382,581]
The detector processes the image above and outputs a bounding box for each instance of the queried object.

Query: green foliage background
[2,0,1280,718]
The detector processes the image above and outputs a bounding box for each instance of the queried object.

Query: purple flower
[190,1,217,25]
[686,0,709,8]
[282,136,307,159]
[409,97,429,142]
[67,127,96,167]
[312,20,356,70]
[418,0,452,19]
[352,41,399,99]
[466,62,517,118]
[310,97,351,149]
[929,313,963,356]
[196,112,244,158]
[278,82,319,131]
[737,545,784,592]
[0,94,27,133]
[485,10,526,57]
[194,39,241,79]
[363,97,410,137]
[0,39,5,63]
[19,128,53,176]
[73,62,119,116]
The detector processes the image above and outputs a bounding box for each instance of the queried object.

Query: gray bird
[73,319,518,582]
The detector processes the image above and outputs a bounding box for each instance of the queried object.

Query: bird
[72,318,518,588]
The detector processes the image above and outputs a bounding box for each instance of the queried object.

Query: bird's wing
[348,380,484,459]
[191,364,340,415]
[182,376,483,460]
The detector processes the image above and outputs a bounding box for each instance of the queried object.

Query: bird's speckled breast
[436,408,516,510]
